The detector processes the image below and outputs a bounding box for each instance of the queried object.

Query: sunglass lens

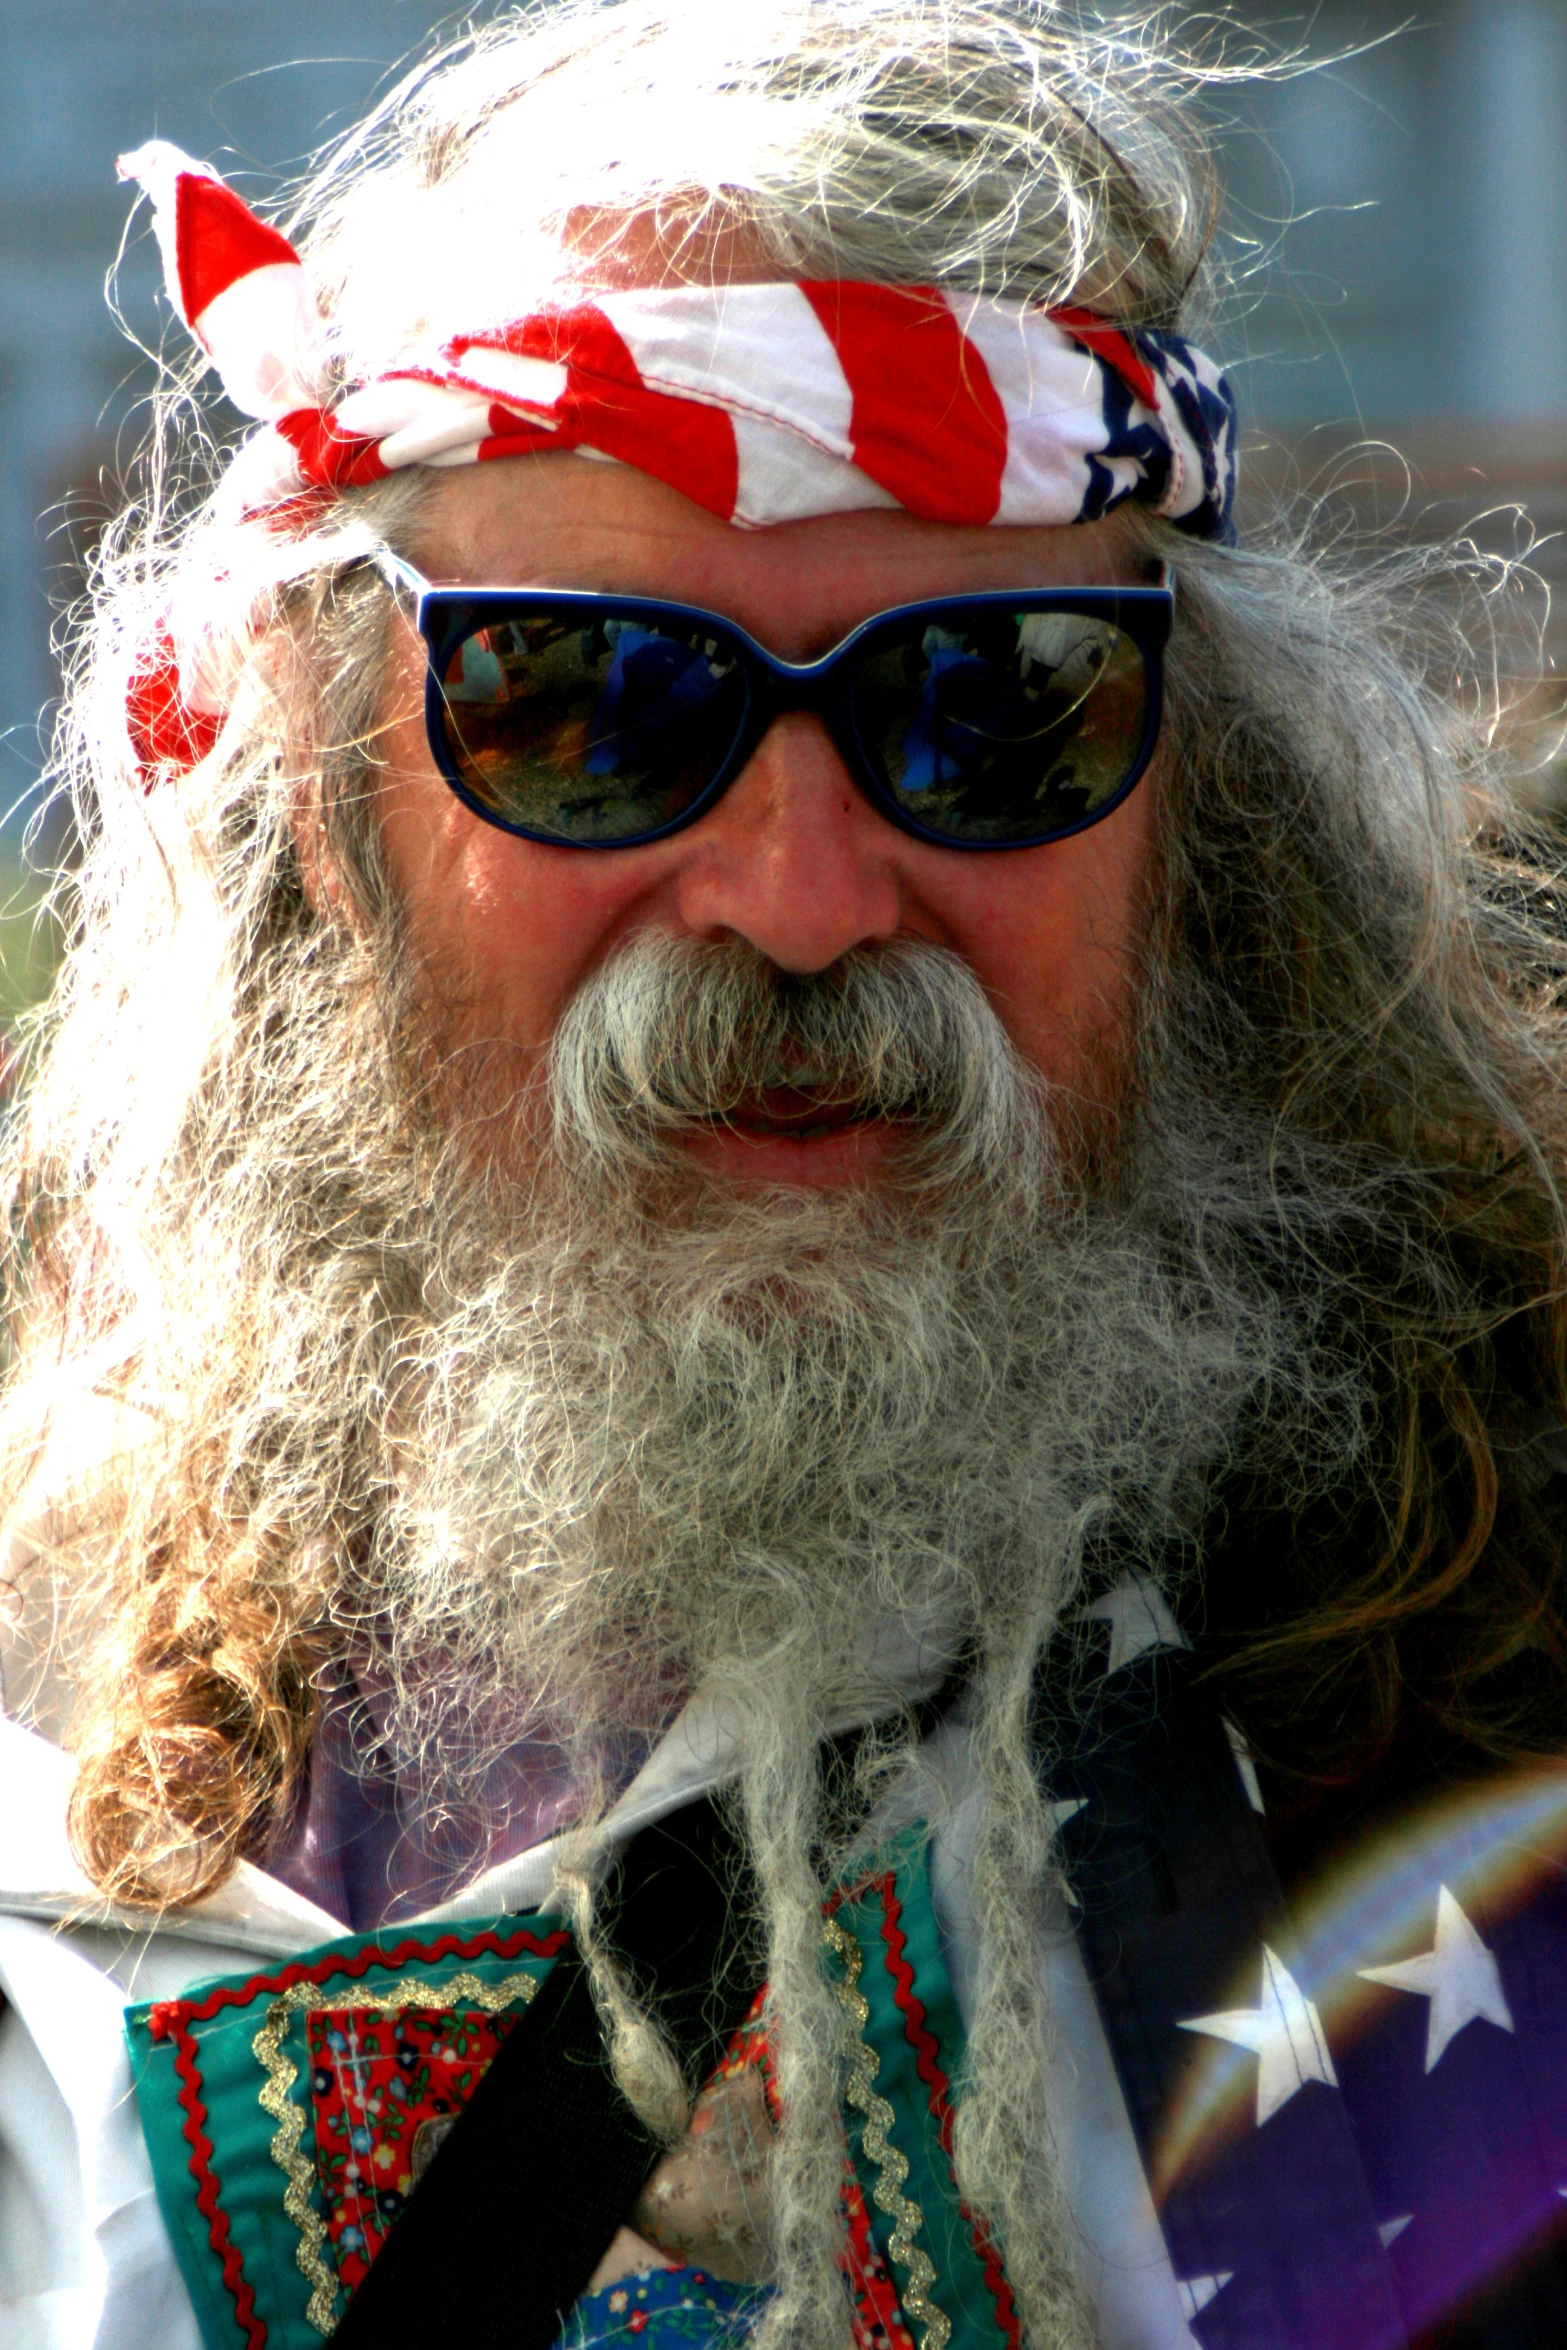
[851,610,1149,844]
[434,611,747,843]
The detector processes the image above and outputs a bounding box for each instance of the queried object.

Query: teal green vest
[125,1832,1019,2349]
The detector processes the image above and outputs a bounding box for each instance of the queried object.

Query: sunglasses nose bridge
[744,638,843,719]
[730,641,865,808]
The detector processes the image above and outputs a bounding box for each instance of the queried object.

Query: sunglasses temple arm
[367,545,431,628]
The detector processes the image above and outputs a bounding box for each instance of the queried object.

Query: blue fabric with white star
[1052,1582,1567,2345]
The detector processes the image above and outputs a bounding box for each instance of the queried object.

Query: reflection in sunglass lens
[851,611,1148,844]
[436,612,746,843]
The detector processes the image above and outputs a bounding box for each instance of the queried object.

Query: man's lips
[678,1083,904,1185]
[710,1083,876,1140]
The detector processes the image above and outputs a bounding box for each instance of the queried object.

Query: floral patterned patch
[558,2263,767,2346]
[843,2171,917,2350]
[126,1840,1010,2350]
[307,2003,519,2292]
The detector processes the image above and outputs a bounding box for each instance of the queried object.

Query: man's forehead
[557,199,798,293]
[412,451,1148,662]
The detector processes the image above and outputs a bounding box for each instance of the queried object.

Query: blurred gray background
[0,0,1561,1006]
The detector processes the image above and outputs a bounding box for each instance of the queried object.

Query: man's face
[375,453,1162,1186]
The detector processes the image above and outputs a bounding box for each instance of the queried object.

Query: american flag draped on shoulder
[1055,1576,1567,2347]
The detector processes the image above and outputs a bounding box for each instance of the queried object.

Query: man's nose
[669,713,905,973]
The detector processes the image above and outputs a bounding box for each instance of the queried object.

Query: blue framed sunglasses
[379,553,1172,853]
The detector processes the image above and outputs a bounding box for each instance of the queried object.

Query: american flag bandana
[117,140,1238,543]
[115,139,1237,781]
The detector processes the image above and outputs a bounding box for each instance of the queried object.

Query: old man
[0,3,1565,2347]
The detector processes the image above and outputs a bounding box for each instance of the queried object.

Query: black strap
[332,1791,763,2350]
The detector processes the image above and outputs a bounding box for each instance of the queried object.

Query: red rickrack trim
[823,1864,880,1919]
[146,1920,569,2040]
[873,1873,944,2114]
[169,2011,264,2347]
[873,1870,1025,2350]
[147,1921,570,2350]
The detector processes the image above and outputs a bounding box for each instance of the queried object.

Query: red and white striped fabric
[118,140,1238,542]
[116,141,1238,778]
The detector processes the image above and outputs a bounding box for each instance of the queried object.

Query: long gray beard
[342,934,1293,2349]
[367,934,1257,1770]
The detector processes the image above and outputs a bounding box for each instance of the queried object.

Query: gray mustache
[546,934,1041,1186]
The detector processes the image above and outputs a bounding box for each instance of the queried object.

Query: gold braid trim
[254,1966,541,2336]
[822,1913,952,2350]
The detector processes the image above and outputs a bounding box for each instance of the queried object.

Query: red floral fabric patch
[844,2170,917,2350]
[307,2004,518,2293]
